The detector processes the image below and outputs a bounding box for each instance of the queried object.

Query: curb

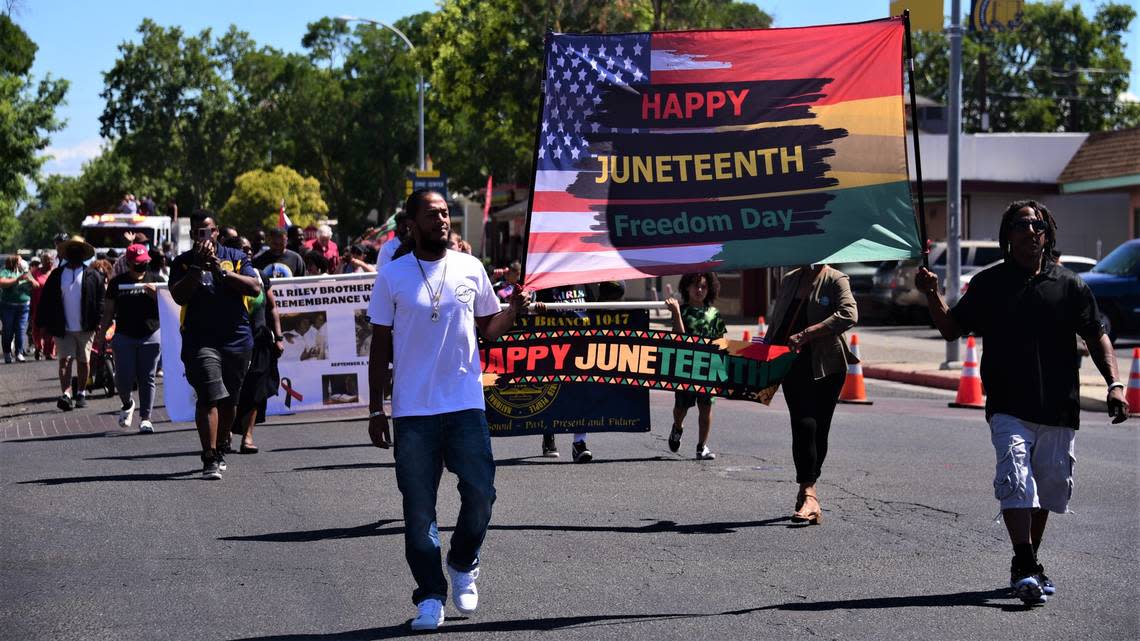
[862,366,957,391]
[862,366,1107,413]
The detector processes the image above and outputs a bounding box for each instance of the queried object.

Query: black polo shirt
[950,260,1103,428]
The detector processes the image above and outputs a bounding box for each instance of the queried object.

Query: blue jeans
[112,332,161,419]
[1,302,30,359]
[393,409,496,605]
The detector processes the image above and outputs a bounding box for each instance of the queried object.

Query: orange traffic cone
[839,334,873,405]
[1127,348,1140,415]
[949,336,985,409]
[742,329,751,342]
[757,316,768,338]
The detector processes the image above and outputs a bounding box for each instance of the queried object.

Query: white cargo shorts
[989,413,1076,513]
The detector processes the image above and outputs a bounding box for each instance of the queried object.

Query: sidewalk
[0,358,369,441]
[721,321,1114,413]
[0,357,167,440]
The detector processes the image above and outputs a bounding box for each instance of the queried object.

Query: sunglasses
[1010,219,1047,233]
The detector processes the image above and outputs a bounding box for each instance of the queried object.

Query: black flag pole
[517,30,555,288]
[903,10,931,269]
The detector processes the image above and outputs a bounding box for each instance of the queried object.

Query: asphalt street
[2,372,1137,641]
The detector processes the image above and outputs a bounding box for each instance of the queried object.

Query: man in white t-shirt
[367,189,530,631]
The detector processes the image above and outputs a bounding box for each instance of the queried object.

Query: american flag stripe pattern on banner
[524,19,923,291]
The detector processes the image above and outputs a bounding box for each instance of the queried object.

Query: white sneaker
[118,399,136,428]
[138,419,154,433]
[696,445,716,460]
[447,565,480,614]
[410,598,444,631]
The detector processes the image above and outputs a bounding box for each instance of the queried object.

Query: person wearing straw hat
[35,235,105,411]
[916,199,1128,606]
[767,263,858,526]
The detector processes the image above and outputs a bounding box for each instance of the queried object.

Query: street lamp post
[338,15,425,171]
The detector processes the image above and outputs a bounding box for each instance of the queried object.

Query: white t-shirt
[368,250,500,418]
[60,266,85,332]
[377,237,402,266]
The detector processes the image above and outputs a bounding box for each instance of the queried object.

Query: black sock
[1013,543,1036,569]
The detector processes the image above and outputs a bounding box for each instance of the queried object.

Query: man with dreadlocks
[916,200,1128,606]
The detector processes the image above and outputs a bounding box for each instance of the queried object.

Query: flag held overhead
[523,19,923,291]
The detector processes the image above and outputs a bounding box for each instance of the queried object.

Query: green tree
[0,14,67,250]
[17,173,82,249]
[220,165,328,234]
[99,20,260,211]
[913,2,1138,132]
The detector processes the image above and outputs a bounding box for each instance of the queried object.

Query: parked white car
[960,255,1098,295]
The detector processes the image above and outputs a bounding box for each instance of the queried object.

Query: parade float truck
[80,213,189,254]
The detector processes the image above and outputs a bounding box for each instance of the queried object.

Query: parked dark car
[1082,239,1140,340]
[872,241,1003,323]
[834,261,896,321]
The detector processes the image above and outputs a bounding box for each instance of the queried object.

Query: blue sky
[12,0,1139,177]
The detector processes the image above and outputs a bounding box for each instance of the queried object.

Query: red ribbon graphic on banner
[280,378,303,408]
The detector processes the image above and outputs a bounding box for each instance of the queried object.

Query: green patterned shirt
[679,304,726,339]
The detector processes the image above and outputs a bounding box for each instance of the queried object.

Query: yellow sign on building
[890,0,944,32]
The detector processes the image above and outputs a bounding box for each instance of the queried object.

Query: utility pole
[944,0,963,368]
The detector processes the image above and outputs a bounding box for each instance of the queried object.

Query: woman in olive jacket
[766,264,858,525]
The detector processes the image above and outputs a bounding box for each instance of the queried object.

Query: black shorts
[674,391,714,410]
[183,346,252,405]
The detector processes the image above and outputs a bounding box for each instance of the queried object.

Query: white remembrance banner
[158,273,377,422]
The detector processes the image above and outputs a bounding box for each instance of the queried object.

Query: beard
[417,234,448,253]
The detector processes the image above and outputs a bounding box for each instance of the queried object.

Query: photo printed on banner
[280,311,329,361]
[354,309,372,357]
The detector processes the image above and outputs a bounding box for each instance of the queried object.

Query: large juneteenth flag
[524,18,922,290]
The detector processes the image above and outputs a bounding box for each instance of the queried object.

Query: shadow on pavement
[18,470,199,485]
[229,608,766,639]
[220,517,794,543]
[1,395,62,407]
[86,450,203,461]
[4,431,114,444]
[757,588,1020,611]
[285,456,678,473]
[269,444,371,453]
[194,591,1031,639]
[291,462,394,472]
[4,426,191,443]
[494,455,677,466]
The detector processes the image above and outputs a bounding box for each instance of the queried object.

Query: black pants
[781,351,845,484]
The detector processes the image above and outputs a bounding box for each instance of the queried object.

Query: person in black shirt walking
[98,244,163,432]
[917,200,1128,605]
[169,216,262,480]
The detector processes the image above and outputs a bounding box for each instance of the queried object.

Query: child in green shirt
[664,272,726,460]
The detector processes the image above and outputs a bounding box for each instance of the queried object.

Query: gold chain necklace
[415,254,448,322]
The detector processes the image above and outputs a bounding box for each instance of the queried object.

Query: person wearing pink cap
[98,244,164,432]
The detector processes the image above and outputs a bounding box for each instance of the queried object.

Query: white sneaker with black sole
[447,565,479,614]
[118,398,135,428]
[410,598,444,631]
[138,419,154,433]
[696,445,716,460]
